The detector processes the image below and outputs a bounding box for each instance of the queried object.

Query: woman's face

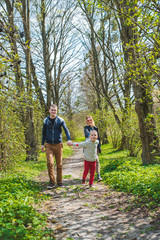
[86,116,93,126]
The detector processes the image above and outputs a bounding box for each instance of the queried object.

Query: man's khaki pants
[45,143,63,184]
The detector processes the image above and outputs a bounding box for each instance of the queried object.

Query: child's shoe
[89,184,94,188]
[82,179,85,185]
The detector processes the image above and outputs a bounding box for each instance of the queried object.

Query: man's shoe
[97,177,102,182]
[89,184,94,188]
[57,183,62,187]
[47,183,55,189]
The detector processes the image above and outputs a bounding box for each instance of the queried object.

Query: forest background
[1,0,160,166]
[0,1,160,239]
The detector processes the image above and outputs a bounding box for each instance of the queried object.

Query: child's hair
[90,130,98,135]
[86,116,95,126]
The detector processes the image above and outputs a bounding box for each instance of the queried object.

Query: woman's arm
[94,126,101,153]
[84,126,90,138]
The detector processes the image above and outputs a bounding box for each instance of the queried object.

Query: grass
[63,143,74,158]
[0,143,73,240]
[1,141,159,239]
[100,144,160,208]
[73,137,85,142]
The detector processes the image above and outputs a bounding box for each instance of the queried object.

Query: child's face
[89,131,98,142]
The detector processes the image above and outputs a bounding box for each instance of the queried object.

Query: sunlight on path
[37,148,160,240]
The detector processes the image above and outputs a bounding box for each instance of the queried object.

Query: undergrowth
[100,144,160,209]
[0,144,73,240]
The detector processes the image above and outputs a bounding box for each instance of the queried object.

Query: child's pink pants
[83,160,96,185]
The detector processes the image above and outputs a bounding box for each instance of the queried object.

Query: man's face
[49,106,57,118]
[89,131,97,142]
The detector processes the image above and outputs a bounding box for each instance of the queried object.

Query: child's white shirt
[72,139,99,162]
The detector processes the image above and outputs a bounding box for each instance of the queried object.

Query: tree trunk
[41,0,52,108]
[134,86,160,164]
[25,107,37,161]
[101,131,109,145]
[21,0,38,161]
[0,102,3,170]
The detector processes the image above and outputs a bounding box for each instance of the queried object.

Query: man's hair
[50,104,57,109]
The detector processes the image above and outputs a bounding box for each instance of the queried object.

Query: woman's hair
[86,116,95,126]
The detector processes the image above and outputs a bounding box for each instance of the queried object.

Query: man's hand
[67,140,72,146]
[41,145,45,152]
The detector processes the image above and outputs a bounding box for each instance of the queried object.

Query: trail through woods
[37,147,160,240]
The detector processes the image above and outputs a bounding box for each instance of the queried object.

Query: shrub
[100,144,160,205]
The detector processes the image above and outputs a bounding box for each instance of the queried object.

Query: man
[41,104,72,189]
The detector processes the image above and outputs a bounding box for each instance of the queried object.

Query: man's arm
[61,120,71,145]
[96,127,101,152]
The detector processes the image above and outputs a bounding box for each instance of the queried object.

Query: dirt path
[37,147,160,240]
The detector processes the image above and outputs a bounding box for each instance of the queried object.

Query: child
[84,116,102,181]
[71,130,99,188]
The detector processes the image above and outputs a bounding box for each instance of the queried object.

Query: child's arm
[72,142,87,148]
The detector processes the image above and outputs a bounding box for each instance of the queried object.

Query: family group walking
[41,104,102,189]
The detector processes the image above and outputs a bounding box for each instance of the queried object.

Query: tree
[20,0,38,160]
[1,0,38,161]
[78,0,133,149]
[102,0,160,163]
[34,0,80,109]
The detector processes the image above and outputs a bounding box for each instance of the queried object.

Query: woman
[84,116,102,181]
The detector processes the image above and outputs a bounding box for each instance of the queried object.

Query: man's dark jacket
[42,116,71,145]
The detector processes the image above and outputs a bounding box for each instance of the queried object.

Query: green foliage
[100,144,160,207]
[121,107,141,156]
[0,175,52,240]
[63,113,85,141]
[62,143,74,158]
[0,82,45,170]
[0,88,26,170]
[0,145,72,239]
[103,109,121,148]
[87,106,141,156]
[74,137,85,142]
[91,107,109,144]
[12,153,48,178]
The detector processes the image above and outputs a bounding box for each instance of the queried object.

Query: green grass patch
[63,174,72,179]
[0,143,72,240]
[73,137,85,142]
[63,143,74,158]
[100,144,160,207]
[0,176,52,240]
